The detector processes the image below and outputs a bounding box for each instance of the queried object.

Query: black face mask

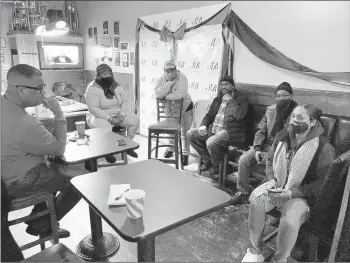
[96,76,114,89]
[290,121,309,134]
[276,99,291,109]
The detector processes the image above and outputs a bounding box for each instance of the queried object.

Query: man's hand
[198,126,207,136]
[43,97,63,118]
[255,150,263,162]
[268,188,292,199]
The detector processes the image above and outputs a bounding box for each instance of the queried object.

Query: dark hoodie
[265,121,335,208]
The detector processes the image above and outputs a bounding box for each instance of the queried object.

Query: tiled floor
[8,135,278,262]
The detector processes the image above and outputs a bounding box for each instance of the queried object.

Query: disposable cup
[75,121,86,138]
[124,189,145,219]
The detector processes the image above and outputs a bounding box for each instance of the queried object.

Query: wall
[76,1,350,95]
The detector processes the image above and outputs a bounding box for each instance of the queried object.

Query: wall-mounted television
[37,42,84,70]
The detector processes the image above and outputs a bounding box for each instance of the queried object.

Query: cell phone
[117,139,126,146]
[267,188,283,193]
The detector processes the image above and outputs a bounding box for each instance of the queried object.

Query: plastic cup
[75,121,86,138]
[124,189,145,219]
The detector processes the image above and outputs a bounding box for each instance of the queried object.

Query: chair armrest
[336,150,350,163]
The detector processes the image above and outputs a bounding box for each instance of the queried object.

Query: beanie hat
[276,82,293,95]
[220,75,235,87]
[96,63,112,76]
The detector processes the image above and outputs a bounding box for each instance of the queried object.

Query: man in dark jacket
[186,75,249,177]
[232,82,298,204]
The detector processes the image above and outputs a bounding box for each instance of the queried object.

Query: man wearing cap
[187,75,249,177]
[85,64,140,161]
[154,60,194,165]
[231,82,298,204]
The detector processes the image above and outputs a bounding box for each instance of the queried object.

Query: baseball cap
[164,60,176,70]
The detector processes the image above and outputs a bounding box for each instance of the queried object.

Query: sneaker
[105,155,117,163]
[230,191,250,205]
[164,149,174,158]
[209,165,220,179]
[200,160,212,172]
[127,150,138,158]
[241,248,265,262]
[182,155,189,166]
[26,225,70,239]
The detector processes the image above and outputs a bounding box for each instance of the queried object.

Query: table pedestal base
[76,232,120,260]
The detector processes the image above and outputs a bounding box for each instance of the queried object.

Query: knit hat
[276,82,293,95]
[164,60,176,70]
[96,63,112,76]
[220,75,235,87]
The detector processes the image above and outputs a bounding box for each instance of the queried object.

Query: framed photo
[113,37,120,49]
[120,42,129,50]
[114,21,119,35]
[130,52,135,65]
[1,49,4,55]
[122,53,129,67]
[1,38,5,48]
[95,58,99,65]
[93,27,97,37]
[103,21,108,34]
[1,56,4,62]
[114,51,120,66]
[88,28,93,38]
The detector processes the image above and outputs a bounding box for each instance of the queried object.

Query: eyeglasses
[16,84,46,94]
[276,94,291,99]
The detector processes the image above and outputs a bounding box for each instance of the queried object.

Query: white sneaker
[241,248,265,262]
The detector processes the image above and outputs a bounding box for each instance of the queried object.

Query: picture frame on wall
[120,42,129,50]
[114,51,120,66]
[1,38,5,48]
[130,52,135,65]
[114,21,119,35]
[88,28,93,38]
[1,49,4,55]
[1,56,4,62]
[103,21,108,34]
[95,58,99,65]
[114,37,120,49]
[93,27,98,45]
[122,53,129,67]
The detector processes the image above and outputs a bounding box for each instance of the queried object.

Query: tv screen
[37,42,84,70]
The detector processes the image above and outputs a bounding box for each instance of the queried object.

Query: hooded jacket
[266,121,335,208]
[200,90,249,147]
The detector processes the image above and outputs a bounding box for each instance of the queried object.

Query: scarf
[250,136,319,208]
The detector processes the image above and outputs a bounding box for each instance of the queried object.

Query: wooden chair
[22,243,84,262]
[148,98,184,170]
[8,193,59,251]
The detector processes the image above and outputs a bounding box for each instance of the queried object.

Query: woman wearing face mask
[85,64,140,162]
[241,104,335,262]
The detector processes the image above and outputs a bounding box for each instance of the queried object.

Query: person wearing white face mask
[241,104,335,262]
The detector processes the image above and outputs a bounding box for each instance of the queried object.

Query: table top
[71,159,231,242]
[57,128,139,165]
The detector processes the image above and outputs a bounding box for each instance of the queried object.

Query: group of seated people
[1,62,335,262]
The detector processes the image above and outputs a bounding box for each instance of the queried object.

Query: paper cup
[75,121,86,137]
[124,189,145,219]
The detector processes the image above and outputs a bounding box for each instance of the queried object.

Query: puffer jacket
[200,90,249,147]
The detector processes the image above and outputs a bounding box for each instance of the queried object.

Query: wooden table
[71,159,232,262]
[53,128,139,261]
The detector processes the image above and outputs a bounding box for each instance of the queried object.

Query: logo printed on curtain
[207,61,219,70]
[192,16,203,26]
[206,84,218,93]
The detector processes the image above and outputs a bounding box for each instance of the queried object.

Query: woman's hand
[268,189,292,199]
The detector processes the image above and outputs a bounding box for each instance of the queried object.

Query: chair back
[156,98,184,124]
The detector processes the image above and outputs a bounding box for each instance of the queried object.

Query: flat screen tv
[37,42,84,70]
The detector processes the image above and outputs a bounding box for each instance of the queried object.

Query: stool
[148,98,184,170]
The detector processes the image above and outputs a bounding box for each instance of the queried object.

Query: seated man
[187,75,249,177]
[85,64,140,162]
[1,64,87,238]
[154,60,194,165]
[232,82,298,204]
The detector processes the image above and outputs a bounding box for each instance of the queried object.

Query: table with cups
[71,159,231,262]
[52,125,139,261]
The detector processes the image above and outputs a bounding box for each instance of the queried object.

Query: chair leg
[308,234,319,261]
[40,241,46,250]
[198,156,203,175]
[218,161,223,186]
[148,132,152,160]
[174,133,179,170]
[123,152,128,165]
[47,196,59,245]
[155,135,159,158]
[222,153,228,186]
[179,131,184,170]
